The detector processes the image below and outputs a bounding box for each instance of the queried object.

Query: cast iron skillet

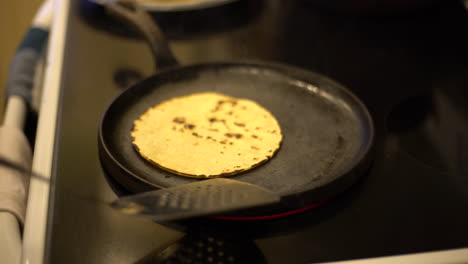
[98,1,375,218]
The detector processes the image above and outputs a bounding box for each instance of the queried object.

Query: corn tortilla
[131,92,282,178]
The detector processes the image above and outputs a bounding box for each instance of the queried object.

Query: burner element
[136,231,266,264]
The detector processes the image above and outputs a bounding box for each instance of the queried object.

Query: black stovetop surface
[47,0,468,263]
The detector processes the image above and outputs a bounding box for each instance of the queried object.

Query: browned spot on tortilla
[251,146,259,150]
[192,132,202,138]
[212,100,237,113]
[252,134,258,139]
[234,122,245,127]
[225,133,243,139]
[220,119,230,130]
[219,99,237,106]
[208,128,219,132]
[185,124,195,129]
[208,117,217,123]
[173,117,185,124]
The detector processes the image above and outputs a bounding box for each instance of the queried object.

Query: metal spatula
[110,178,280,221]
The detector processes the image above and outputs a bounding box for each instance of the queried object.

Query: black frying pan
[98,1,375,217]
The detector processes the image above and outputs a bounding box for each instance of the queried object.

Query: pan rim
[98,60,375,200]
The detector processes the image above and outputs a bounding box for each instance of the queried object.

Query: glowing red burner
[209,201,327,221]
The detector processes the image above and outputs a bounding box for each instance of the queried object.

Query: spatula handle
[105,0,179,70]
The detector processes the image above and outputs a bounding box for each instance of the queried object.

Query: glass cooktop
[45,0,468,263]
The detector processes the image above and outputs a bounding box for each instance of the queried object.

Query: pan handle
[105,0,179,70]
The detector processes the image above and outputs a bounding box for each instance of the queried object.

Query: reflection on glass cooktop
[47,0,468,263]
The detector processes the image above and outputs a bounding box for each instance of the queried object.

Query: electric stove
[28,0,468,263]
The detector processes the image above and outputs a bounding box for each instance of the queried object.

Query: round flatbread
[131,92,282,178]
